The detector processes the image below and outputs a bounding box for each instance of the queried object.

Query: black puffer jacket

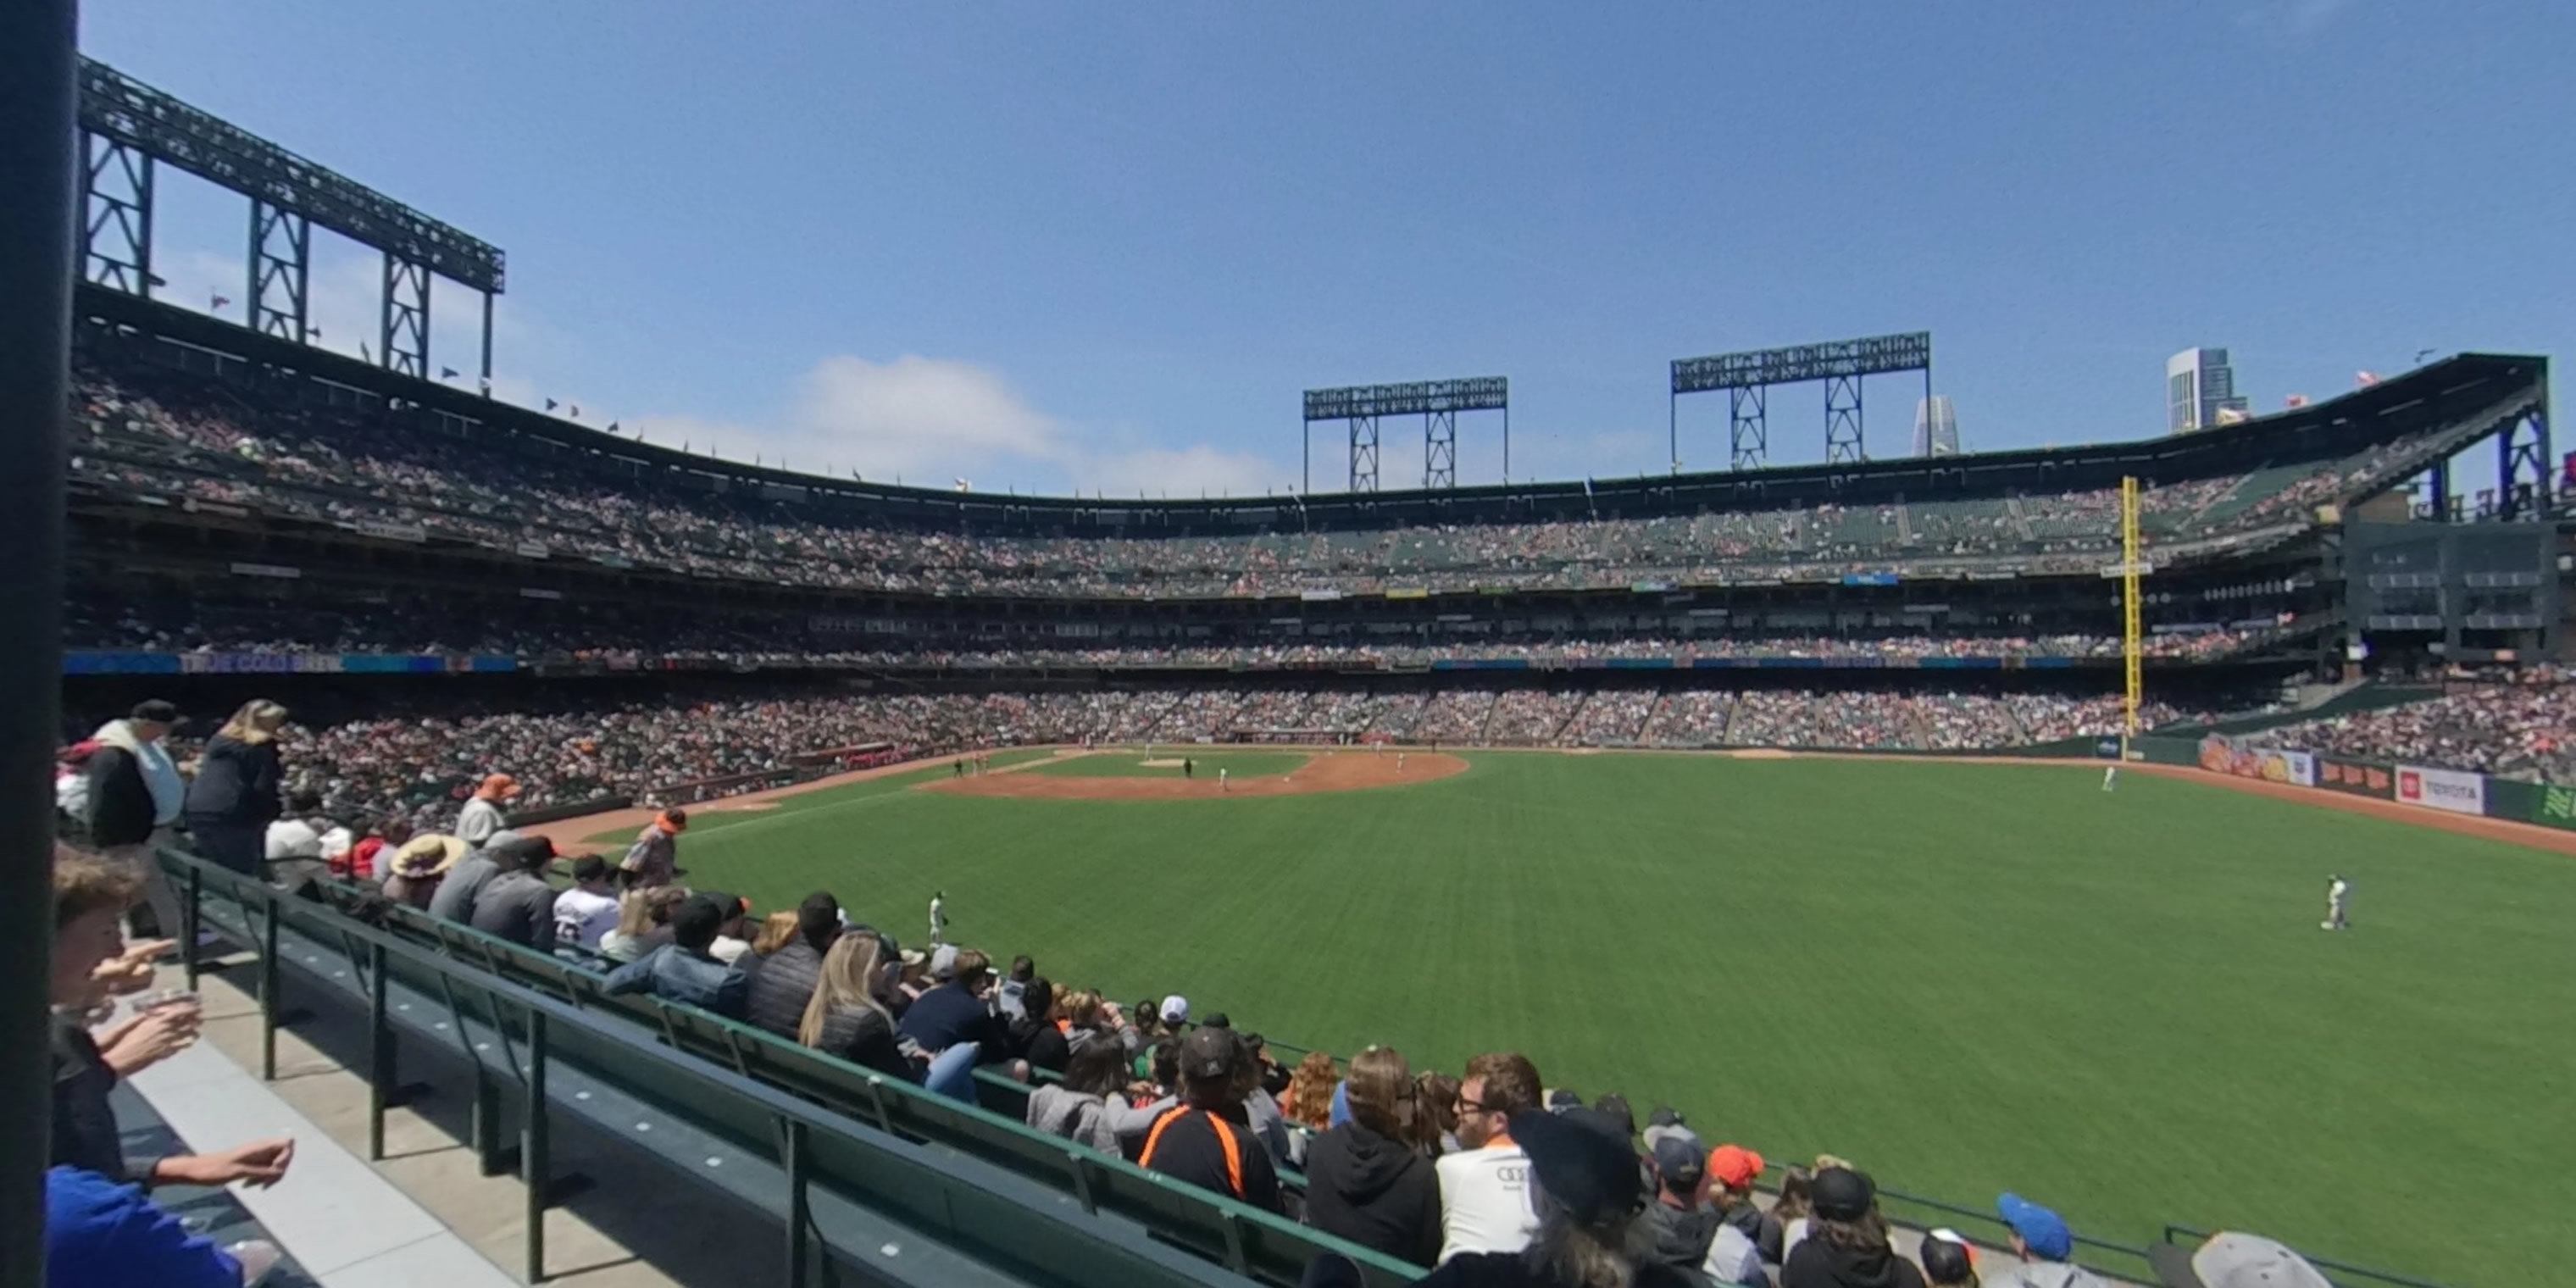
[1301,1121,1442,1268]
[182,734,283,828]
[742,941,825,1041]
[1782,1237,1929,1288]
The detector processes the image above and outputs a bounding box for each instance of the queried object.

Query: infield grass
[603,750,2576,1285]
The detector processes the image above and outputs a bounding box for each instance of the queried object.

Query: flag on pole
[2214,407,2250,425]
[440,366,458,380]
[2356,370,2381,387]
[360,341,372,363]
[147,273,168,288]
[569,405,580,418]
[545,398,558,411]
[607,420,620,434]
[2285,394,2310,408]
[211,293,230,309]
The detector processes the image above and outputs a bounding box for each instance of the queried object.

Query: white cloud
[632,353,1292,496]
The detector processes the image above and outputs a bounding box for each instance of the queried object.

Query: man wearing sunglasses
[1435,1051,1544,1262]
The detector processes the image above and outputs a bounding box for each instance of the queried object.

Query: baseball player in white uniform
[929,890,947,946]
[2322,875,2350,930]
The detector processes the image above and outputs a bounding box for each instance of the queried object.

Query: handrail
[166,848,1418,1287]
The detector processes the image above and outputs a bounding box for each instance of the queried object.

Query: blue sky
[81,0,2572,498]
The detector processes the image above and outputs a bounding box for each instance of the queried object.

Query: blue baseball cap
[1998,1192,2074,1260]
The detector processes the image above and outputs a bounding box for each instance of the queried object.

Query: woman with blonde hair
[1302,1046,1440,1266]
[747,910,801,958]
[797,931,913,1082]
[598,886,683,963]
[181,699,290,874]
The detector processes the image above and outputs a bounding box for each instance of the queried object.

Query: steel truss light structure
[1301,377,1508,492]
[1670,332,1932,470]
[76,58,506,385]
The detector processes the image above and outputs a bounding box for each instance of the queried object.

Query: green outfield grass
[605,751,2576,1284]
[1021,750,1312,779]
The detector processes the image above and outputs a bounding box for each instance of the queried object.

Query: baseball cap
[492,834,558,869]
[1507,1108,1643,1227]
[669,895,725,946]
[1997,1192,2074,1261]
[1180,1026,1242,1082]
[1641,1119,1701,1157]
[570,854,609,883]
[929,944,959,981]
[695,889,747,919]
[130,699,182,725]
[1707,1144,1765,1190]
[797,892,841,941]
[1592,1093,1635,1137]
[2147,1233,2332,1288]
[1159,994,1190,1024]
[1546,1088,1583,1113]
[1810,1166,1875,1222]
[1920,1230,1976,1285]
[1650,1134,1705,1191]
[480,773,521,798]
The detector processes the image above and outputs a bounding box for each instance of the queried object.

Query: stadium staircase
[2002,497,2035,541]
[1550,690,1592,744]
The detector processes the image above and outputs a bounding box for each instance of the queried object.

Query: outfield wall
[2138,734,2576,835]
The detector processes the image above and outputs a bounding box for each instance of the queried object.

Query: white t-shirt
[1435,1141,1537,1262]
[553,887,621,948]
[1703,1221,1766,1286]
[710,935,752,965]
[265,819,325,861]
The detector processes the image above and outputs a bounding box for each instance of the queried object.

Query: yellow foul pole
[2121,475,2144,748]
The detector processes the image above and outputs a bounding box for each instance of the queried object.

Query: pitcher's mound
[1138,758,1187,768]
[924,751,1469,801]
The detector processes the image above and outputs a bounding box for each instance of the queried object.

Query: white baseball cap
[1159,994,1190,1024]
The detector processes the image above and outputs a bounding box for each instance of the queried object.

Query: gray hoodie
[1025,1085,1120,1153]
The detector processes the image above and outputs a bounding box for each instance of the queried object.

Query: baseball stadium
[14,14,2576,1288]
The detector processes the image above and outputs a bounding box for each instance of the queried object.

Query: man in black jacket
[82,700,188,940]
[1138,1028,1282,1213]
[744,891,841,1040]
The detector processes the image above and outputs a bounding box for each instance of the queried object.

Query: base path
[923,751,1469,802]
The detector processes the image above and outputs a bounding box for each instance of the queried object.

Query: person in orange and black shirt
[1138,1027,1282,1213]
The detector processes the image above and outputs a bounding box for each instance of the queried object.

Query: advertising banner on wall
[2196,736,2317,787]
[2314,758,2396,799]
[2396,764,2486,815]
[2537,786,2576,831]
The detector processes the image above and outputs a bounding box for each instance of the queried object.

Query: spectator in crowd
[1138,1028,1283,1213]
[1920,1231,1979,1288]
[1781,1167,1925,1288]
[1418,1070,1463,1154]
[51,851,296,1191]
[1637,1128,1725,1282]
[1986,1193,2107,1288]
[797,930,914,1081]
[1772,1165,1818,1258]
[428,833,551,925]
[1437,1051,1546,1261]
[2146,1232,2332,1288]
[80,698,188,938]
[466,838,563,951]
[55,740,97,830]
[1005,976,1060,1072]
[746,891,841,1040]
[620,808,686,888]
[379,832,464,910]
[262,789,329,891]
[602,886,685,963]
[45,1165,280,1288]
[1708,1144,1784,1263]
[1411,1107,1693,1288]
[1025,1035,1130,1153]
[998,953,1037,1020]
[603,893,750,1018]
[702,891,754,964]
[1159,994,1190,1028]
[552,854,624,950]
[181,699,288,875]
[337,817,409,883]
[1281,1048,1338,1164]
[897,947,1011,1069]
[1304,1045,1443,1267]
[453,773,518,847]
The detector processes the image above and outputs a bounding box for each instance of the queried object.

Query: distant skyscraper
[1913,396,1959,457]
[2168,347,2249,433]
